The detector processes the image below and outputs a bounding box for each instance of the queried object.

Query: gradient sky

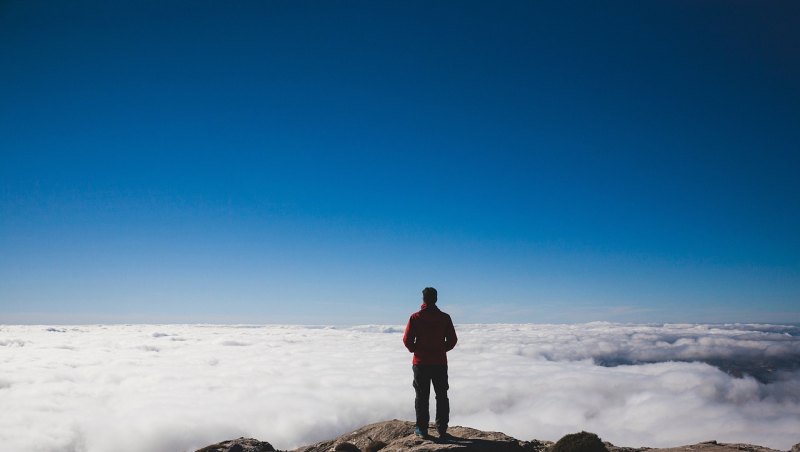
[1,1,798,324]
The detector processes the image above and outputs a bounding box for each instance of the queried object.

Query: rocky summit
[197,437,277,452]
[295,420,547,452]
[197,419,799,452]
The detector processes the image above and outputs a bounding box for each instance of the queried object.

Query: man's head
[422,287,438,305]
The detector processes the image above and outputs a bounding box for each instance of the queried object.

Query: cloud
[457,323,800,382]
[0,323,798,452]
[0,338,26,347]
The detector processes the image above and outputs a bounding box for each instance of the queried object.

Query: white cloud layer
[1,323,798,452]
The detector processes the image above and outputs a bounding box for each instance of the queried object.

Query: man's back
[403,287,457,438]
[403,303,457,365]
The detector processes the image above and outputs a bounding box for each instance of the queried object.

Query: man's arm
[445,315,457,351]
[402,316,416,352]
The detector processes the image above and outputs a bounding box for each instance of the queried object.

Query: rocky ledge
[197,419,799,452]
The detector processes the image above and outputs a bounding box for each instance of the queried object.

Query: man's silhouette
[402,287,458,438]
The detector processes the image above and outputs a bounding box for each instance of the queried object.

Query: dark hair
[422,287,438,304]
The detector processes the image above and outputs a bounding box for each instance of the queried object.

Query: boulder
[196,421,788,452]
[196,437,277,452]
[551,431,608,452]
[294,419,540,451]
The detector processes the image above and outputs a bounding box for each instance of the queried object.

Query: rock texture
[196,420,795,452]
[294,419,546,452]
[646,442,782,452]
[196,437,277,452]
[551,431,608,452]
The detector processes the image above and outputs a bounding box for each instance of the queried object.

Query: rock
[364,437,388,452]
[196,421,788,452]
[791,444,799,452]
[294,419,536,451]
[551,431,608,452]
[607,446,649,452]
[196,437,277,452]
[330,438,386,452]
[529,439,555,452]
[644,442,781,452]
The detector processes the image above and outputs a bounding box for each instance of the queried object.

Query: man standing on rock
[403,287,458,439]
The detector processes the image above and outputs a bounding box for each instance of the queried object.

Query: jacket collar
[420,303,439,311]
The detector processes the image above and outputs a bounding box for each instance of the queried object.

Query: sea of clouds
[1,323,799,452]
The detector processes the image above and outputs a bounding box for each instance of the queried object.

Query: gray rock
[294,419,536,451]
[196,421,788,452]
[196,436,276,452]
[552,431,608,452]
[642,441,781,452]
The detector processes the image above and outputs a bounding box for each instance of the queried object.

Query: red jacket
[403,303,457,365]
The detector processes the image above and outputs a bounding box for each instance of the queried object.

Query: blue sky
[1,1,798,324]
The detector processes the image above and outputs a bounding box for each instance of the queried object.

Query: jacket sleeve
[444,315,457,351]
[402,316,416,353]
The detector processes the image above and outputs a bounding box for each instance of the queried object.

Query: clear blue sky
[1,1,798,324]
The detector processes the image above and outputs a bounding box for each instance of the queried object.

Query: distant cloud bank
[0,323,798,452]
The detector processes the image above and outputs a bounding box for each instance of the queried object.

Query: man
[402,287,458,439]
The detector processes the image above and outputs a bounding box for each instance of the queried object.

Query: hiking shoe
[437,428,450,439]
[414,426,428,438]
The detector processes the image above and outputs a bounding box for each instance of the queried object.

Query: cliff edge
[197,419,798,452]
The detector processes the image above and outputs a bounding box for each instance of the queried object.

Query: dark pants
[412,364,449,431]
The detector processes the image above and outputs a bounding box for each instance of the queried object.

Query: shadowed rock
[552,431,608,452]
[196,437,276,452]
[645,442,784,452]
[294,419,544,451]
[198,420,791,452]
